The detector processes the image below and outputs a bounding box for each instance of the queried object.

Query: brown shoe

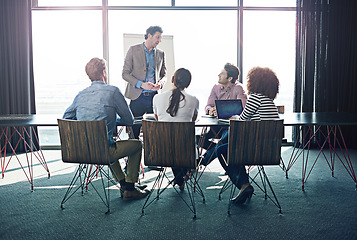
[120,184,148,197]
[123,187,150,200]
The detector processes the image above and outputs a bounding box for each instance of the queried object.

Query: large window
[242,9,296,141]
[32,1,296,146]
[243,10,296,113]
[108,10,237,115]
[32,10,102,145]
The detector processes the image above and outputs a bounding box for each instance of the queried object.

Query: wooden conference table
[1,112,357,190]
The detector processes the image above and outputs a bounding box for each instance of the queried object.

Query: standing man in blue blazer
[122,26,167,138]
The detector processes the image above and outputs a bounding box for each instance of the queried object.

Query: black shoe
[147,166,164,171]
[173,172,190,191]
[231,185,254,204]
[174,179,185,191]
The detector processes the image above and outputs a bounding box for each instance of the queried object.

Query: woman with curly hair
[153,68,199,190]
[216,66,280,204]
[239,66,279,121]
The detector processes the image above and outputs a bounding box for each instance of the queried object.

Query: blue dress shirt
[135,43,156,93]
[63,81,134,145]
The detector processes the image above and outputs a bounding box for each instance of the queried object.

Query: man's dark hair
[224,63,240,83]
[145,26,163,39]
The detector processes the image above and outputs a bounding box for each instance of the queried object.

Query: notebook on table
[215,99,243,122]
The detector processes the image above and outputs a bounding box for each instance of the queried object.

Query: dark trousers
[216,144,249,189]
[129,92,157,138]
[172,167,189,185]
[201,126,228,150]
[201,128,228,166]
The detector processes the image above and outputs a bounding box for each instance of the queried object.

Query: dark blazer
[122,43,166,100]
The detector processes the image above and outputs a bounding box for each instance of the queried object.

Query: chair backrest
[57,119,110,165]
[276,105,285,114]
[142,120,196,169]
[227,120,284,166]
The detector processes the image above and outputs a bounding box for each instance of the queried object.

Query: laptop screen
[215,99,243,119]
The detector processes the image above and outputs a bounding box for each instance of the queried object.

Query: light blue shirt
[135,43,156,93]
[63,81,134,145]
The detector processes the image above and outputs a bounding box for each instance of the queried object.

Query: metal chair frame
[141,120,205,220]
[218,120,284,215]
[58,119,120,214]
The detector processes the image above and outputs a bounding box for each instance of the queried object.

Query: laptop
[215,99,243,120]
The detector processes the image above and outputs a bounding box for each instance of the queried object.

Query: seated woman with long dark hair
[216,66,280,204]
[152,68,199,190]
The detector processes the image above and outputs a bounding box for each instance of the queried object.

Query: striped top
[238,93,279,121]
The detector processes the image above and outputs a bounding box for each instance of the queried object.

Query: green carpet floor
[1,147,357,240]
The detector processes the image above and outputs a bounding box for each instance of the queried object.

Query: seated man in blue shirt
[63,57,149,200]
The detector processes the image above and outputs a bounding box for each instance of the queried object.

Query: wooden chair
[141,120,204,219]
[218,120,284,215]
[57,119,119,214]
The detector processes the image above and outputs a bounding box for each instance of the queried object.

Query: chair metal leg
[227,181,238,215]
[224,166,281,215]
[61,164,115,214]
[188,172,205,203]
[279,156,286,172]
[218,178,232,200]
[185,177,197,219]
[87,165,111,213]
[172,174,198,219]
[249,166,282,214]
[142,168,167,214]
[259,166,282,214]
[61,164,88,208]
[141,167,199,219]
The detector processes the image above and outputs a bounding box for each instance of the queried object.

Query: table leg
[0,126,50,190]
[1,127,8,178]
[330,126,357,189]
[286,125,357,190]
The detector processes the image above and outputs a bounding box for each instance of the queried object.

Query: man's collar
[220,83,233,90]
[143,42,155,52]
[91,80,105,85]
